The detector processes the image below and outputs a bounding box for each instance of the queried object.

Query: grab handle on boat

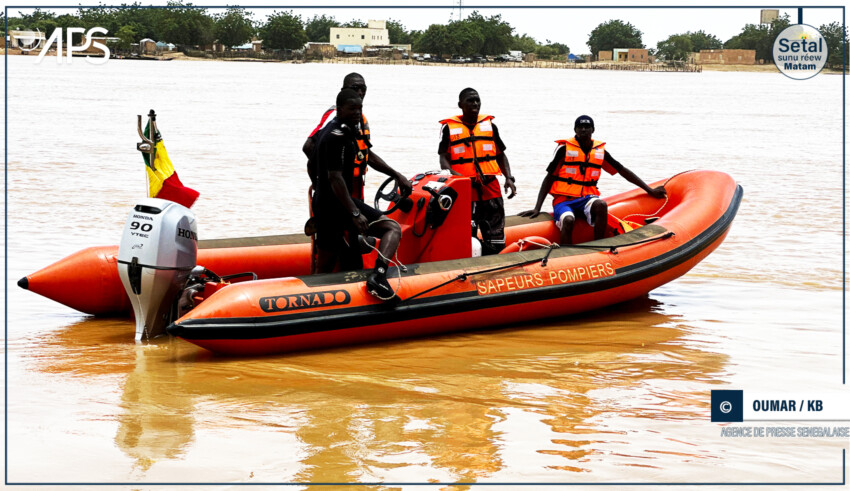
[220,272,259,283]
[136,109,158,169]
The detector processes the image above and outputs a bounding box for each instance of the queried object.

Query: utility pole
[450,0,463,22]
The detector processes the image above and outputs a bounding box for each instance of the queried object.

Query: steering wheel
[374,177,409,215]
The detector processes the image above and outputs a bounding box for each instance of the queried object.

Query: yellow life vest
[439,115,501,178]
[550,138,606,198]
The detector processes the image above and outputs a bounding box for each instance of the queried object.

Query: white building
[329,20,389,49]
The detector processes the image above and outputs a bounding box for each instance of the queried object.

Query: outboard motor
[117,198,198,341]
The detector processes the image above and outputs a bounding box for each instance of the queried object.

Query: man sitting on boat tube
[439,88,517,255]
[312,88,410,300]
[521,115,666,245]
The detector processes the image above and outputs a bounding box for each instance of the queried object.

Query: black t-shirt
[438,121,507,154]
[314,119,359,209]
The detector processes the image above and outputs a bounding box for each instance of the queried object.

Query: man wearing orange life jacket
[439,88,517,255]
[521,115,666,245]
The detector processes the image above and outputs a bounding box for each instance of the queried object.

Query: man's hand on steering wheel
[395,174,413,196]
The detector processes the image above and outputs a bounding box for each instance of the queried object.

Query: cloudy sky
[8,0,846,54]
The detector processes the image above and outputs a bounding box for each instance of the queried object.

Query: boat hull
[169,170,742,355]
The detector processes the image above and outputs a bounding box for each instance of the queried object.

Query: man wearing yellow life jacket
[439,88,517,255]
[521,115,666,245]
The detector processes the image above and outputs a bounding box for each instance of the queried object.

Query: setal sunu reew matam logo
[35,27,111,65]
[773,24,827,80]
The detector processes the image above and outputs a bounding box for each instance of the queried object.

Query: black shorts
[314,197,383,251]
[472,197,506,254]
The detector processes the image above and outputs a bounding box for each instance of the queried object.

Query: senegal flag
[142,123,200,208]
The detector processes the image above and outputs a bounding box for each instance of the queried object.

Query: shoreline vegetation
[6,48,832,74]
[4,8,847,74]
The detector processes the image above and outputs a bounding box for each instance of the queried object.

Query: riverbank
[3,48,843,73]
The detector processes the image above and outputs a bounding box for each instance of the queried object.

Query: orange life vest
[353,114,369,179]
[550,138,606,198]
[439,115,502,179]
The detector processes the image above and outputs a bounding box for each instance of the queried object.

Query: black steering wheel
[374,177,409,215]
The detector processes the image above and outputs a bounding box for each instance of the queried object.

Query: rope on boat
[515,237,553,252]
[621,194,668,222]
[612,169,695,223]
[401,230,675,303]
[360,221,408,301]
[559,231,675,255]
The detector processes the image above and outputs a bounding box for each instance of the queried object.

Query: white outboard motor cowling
[117,198,198,341]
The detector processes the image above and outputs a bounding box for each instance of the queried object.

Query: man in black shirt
[313,88,409,300]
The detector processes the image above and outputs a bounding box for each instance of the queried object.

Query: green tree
[114,24,137,52]
[386,19,413,45]
[155,3,215,46]
[305,14,338,42]
[656,33,694,60]
[407,29,423,50]
[535,41,569,59]
[108,5,155,40]
[819,21,848,69]
[445,20,482,55]
[260,10,307,50]
[587,19,644,56]
[511,33,537,53]
[214,7,254,49]
[342,20,367,28]
[686,30,722,51]
[77,6,118,35]
[415,23,449,57]
[465,12,513,55]
[724,14,790,62]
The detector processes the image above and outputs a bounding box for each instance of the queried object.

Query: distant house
[699,49,756,65]
[568,53,582,61]
[627,48,649,63]
[597,50,613,61]
[231,39,263,52]
[330,20,389,49]
[155,41,176,52]
[306,42,336,58]
[608,48,649,63]
[139,38,156,55]
[8,30,46,51]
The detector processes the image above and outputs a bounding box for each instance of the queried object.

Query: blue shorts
[553,195,601,228]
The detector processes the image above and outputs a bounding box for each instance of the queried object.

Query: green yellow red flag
[142,122,199,208]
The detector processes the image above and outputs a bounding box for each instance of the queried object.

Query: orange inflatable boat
[21,170,741,355]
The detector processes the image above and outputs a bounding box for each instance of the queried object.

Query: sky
[6,0,846,55]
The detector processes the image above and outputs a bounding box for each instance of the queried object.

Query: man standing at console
[304,72,405,201]
[438,88,517,255]
[312,88,408,300]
